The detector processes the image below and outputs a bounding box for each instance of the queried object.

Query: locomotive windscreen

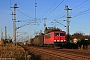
[60,33,65,36]
[54,33,65,36]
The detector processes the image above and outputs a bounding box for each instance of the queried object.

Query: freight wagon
[33,33,44,46]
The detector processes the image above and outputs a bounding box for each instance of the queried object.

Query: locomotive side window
[60,33,65,36]
[54,33,59,36]
[45,34,51,39]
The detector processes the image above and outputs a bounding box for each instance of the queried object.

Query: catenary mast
[5,26,7,40]
[65,6,72,42]
[11,4,18,46]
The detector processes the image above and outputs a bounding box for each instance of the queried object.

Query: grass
[0,43,26,60]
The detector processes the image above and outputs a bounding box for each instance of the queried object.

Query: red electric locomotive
[44,30,66,47]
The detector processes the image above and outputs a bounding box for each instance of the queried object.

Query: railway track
[22,46,90,60]
[59,49,90,57]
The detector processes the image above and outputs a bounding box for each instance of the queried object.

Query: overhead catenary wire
[12,0,90,38]
[72,8,90,18]
[17,9,33,19]
[56,0,89,21]
[46,0,64,18]
[17,7,39,30]
[17,9,40,28]
[58,11,66,19]
[16,1,40,37]
[72,6,90,18]
[60,0,90,35]
[16,9,35,38]
[41,0,64,24]
[40,0,65,30]
[72,0,89,10]
[40,0,65,29]
[52,20,66,27]
[16,9,37,32]
[32,0,64,33]
[10,0,14,21]
[70,0,89,16]
[39,0,60,23]
[70,0,89,18]
[18,0,64,32]
[10,0,13,13]
[17,22,37,35]
[56,0,89,19]
[40,0,59,18]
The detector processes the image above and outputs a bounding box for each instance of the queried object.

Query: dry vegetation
[88,45,90,50]
[0,43,26,60]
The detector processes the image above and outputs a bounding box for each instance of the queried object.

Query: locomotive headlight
[61,40,63,42]
[64,40,66,42]
[54,40,56,42]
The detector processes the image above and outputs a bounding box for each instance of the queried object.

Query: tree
[44,27,61,34]
[71,32,84,40]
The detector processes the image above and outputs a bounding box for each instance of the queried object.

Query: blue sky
[0,0,90,41]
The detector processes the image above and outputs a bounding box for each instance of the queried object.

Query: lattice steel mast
[11,4,18,46]
[65,5,72,42]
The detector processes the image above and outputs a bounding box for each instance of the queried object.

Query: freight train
[26,27,67,48]
[26,27,90,49]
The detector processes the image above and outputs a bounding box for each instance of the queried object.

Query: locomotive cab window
[54,33,59,36]
[60,33,65,36]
